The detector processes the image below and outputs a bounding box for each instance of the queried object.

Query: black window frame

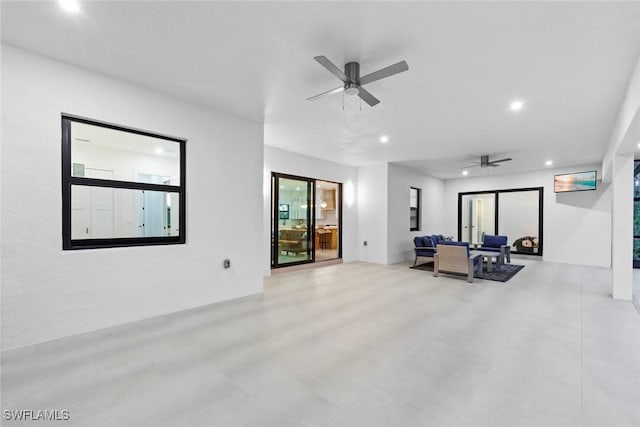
[410,187,421,231]
[61,114,186,250]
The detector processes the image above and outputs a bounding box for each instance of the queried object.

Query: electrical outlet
[223,259,231,269]
[363,241,368,246]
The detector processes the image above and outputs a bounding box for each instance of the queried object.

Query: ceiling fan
[463,155,513,169]
[307,56,409,107]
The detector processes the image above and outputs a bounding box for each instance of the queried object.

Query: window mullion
[68,177,180,193]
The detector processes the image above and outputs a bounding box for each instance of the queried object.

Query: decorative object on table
[554,170,597,193]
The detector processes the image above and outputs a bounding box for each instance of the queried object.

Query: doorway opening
[271,172,342,269]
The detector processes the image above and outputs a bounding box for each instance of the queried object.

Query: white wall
[1,46,265,349]
[602,55,640,301]
[387,163,445,264]
[263,146,358,275]
[357,163,388,264]
[611,154,634,300]
[444,164,611,267]
[603,56,640,181]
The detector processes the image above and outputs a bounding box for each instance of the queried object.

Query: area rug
[410,261,524,282]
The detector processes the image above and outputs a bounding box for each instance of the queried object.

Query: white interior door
[137,173,171,237]
[71,186,91,239]
[88,169,114,238]
[72,168,114,239]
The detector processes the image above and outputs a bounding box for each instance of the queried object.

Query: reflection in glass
[498,191,540,254]
[315,180,340,261]
[71,121,180,185]
[276,178,311,265]
[634,201,640,237]
[71,186,179,240]
[634,238,640,261]
[460,193,495,244]
[410,187,420,231]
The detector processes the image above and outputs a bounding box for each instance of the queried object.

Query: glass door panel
[460,193,495,244]
[315,180,341,261]
[498,190,541,254]
[273,175,313,267]
[634,161,640,269]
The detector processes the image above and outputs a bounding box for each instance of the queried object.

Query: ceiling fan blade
[489,157,512,164]
[488,164,500,167]
[313,56,347,82]
[359,60,409,86]
[357,87,380,107]
[307,86,344,101]
[461,165,480,169]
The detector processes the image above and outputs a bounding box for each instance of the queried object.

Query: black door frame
[271,172,343,269]
[457,187,544,256]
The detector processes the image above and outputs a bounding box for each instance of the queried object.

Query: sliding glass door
[271,173,343,269]
[272,174,314,267]
[458,187,543,255]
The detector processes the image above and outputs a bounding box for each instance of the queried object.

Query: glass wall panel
[633,161,640,306]
[71,186,179,240]
[460,193,495,244]
[498,191,540,254]
[276,177,312,265]
[316,180,340,261]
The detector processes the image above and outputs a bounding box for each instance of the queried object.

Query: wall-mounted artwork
[554,171,597,193]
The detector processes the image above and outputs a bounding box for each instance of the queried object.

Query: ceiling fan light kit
[307,55,409,107]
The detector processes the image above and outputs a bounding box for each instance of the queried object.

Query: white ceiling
[3,1,640,179]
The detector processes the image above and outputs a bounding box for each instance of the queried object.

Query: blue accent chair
[413,236,436,266]
[478,235,511,264]
[413,235,452,266]
[434,241,483,283]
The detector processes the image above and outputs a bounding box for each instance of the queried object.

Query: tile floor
[2,260,639,426]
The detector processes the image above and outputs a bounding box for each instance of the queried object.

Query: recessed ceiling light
[58,0,80,14]
[509,100,524,112]
[380,135,389,144]
[637,142,640,148]
[154,148,164,155]
[545,160,553,166]
[462,170,469,176]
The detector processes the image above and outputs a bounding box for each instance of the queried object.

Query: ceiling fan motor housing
[344,62,360,95]
[345,62,360,84]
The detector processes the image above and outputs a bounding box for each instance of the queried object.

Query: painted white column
[611,153,634,300]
